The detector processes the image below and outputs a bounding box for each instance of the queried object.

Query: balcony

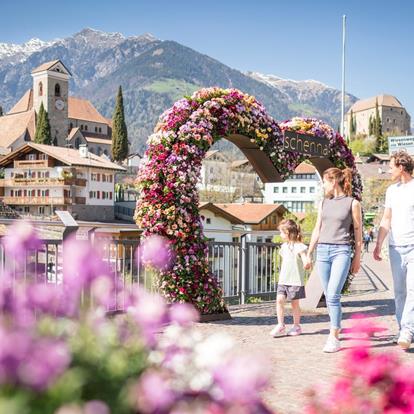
[13,159,54,168]
[2,196,72,205]
[75,197,86,205]
[75,178,87,187]
[0,177,87,187]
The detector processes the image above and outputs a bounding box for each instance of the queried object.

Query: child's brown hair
[278,219,303,243]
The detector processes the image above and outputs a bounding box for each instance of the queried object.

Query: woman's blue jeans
[316,243,352,329]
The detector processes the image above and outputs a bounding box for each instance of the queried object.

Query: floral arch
[135,88,362,315]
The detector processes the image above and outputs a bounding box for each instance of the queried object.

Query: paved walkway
[193,249,413,413]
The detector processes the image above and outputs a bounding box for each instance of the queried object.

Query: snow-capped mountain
[247,71,358,125]
[0,37,56,66]
[0,28,357,151]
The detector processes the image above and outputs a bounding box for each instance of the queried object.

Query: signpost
[283,130,330,157]
[388,135,414,155]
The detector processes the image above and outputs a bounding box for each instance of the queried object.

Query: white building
[262,163,322,212]
[0,142,125,220]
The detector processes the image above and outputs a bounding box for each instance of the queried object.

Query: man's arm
[373,207,392,261]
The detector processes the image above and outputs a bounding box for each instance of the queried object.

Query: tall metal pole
[341,15,346,140]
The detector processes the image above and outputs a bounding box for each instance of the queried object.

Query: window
[38,207,45,215]
[206,218,211,224]
[273,187,279,193]
[75,137,81,149]
[291,187,297,193]
[10,190,14,197]
[55,83,61,97]
[85,125,88,131]
[98,127,102,133]
[95,127,98,132]
[28,154,36,160]
[282,187,288,193]
[310,187,315,193]
[300,187,306,193]
[69,123,73,129]
[38,82,43,96]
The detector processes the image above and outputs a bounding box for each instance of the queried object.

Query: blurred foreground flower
[138,235,175,270]
[3,220,41,261]
[305,315,414,414]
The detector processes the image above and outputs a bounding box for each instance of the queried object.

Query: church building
[0,60,112,156]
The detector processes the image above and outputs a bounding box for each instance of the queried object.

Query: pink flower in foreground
[134,371,176,413]
[169,303,199,326]
[3,220,41,260]
[138,235,175,270]
[83,400,110,414]
[213,355,269,405]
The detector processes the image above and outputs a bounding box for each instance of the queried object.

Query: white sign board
[388,135,414,155]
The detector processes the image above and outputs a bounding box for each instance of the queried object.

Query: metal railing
[0,234,286,309]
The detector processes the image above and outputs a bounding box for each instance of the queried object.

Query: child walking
[270,219,309,337]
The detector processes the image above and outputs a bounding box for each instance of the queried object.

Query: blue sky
[1,0,413,121]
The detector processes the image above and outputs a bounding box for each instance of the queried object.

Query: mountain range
[0,28,358,152]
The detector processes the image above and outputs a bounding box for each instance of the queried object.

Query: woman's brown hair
[278,219,303,243]
[323,167,353,197]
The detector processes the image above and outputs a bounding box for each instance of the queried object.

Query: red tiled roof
[214,203,286,224]
[0,142,125,171]
[294,163,317,174]
[8,89,33,114]
[0,110,36,148]
[68,97,109,124]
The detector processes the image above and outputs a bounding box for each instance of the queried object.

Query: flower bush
[135,89,361,313]
[0,221,273,414]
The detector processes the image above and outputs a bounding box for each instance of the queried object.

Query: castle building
[344,94,411,139]
[0,60,112,156]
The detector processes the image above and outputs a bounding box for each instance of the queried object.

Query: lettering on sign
[283,130,330,157]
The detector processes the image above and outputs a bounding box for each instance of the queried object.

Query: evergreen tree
[374,98,386,153]
[374,98,382,137]
[111,86,128,162]
[349,110,355,139]
[0,106,3,116]
[368,115,373,136]
[35,102,52,144]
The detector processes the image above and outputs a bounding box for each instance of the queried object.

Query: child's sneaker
[270,324,286,337]
[287,325,302,336]
[397,329,412,350]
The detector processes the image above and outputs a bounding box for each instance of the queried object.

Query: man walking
[373,151,414,350]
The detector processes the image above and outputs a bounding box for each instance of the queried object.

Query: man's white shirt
[385,179,414,246]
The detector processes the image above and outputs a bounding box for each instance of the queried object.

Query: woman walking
[307,167,362,353]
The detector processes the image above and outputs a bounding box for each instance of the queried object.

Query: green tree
[373,98,387,153]
[368,115,373,136]
[349,110,356,139]
[111,86,129,162]
[34,102,52,144]
[0,106,3,116]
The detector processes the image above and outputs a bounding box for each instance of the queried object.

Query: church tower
[31,60,71,146]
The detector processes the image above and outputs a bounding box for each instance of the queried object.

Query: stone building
[0,60,113,156]
[344,94,411,139]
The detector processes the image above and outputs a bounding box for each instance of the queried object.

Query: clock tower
[31,60,71,147]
